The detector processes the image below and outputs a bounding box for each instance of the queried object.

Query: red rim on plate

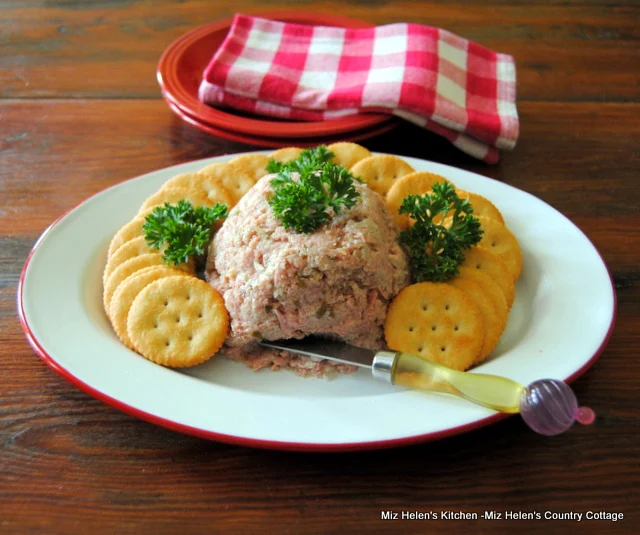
[165,96,399,148]
[17,156,617,452]
[17,218,617,452]
[17,219,618,452]
[157,11,392,139]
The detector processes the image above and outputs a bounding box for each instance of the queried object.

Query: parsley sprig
[399,182,483,282]
[266,146,361,233]
[143,199,228,266]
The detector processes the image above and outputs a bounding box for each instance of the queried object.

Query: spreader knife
[260,337,595,435]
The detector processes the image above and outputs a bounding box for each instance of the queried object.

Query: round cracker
[448,277,504,363]
[127,276,229,368]
[137,206,157,220]
[477,216,522,281]
[199,161,228,177]
[457,266,508,323]
[326,142,372,170]
[199,162,249,205]
[200,155,270,205]
[159,172,234,208]
[349,155,415,197]
[104,235,156,283]
[107,216,147,259]
[103,252,194,312]
[103,253,165,312]
[385,171,454,229]
[461,246,515,309]
[384,282,484,371]
[160,172,205,191]
[229,153,271,182]
[109,265,184,349]
[139,186,213,215]
[269,147,304,163]
[456,190,504,224]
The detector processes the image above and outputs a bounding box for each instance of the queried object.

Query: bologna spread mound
[206,174,410,377]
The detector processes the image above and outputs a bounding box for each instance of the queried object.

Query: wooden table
[2,1,637,533]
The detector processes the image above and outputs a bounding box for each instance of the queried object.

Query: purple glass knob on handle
[520,379,595,435]
[371,351,595,436]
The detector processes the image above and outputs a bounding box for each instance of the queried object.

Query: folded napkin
[199,14,519,163]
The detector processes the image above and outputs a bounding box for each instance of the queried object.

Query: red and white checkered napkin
[199,14,519,163]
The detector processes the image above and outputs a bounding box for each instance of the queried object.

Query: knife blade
[260,336,525,413]
[261,337,378,369]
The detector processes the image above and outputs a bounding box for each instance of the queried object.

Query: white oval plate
[18,154,616,451]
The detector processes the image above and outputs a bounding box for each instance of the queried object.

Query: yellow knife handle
[372,351,525,413]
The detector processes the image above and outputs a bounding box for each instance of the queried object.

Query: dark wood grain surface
[1,1,638,534]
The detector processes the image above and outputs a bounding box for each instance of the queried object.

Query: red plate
[165,95,399,148]
[157,11,392,139]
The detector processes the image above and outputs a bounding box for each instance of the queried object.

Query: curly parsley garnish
[399,182,483,282]
[266,146,361,233]
[143,200,228,266]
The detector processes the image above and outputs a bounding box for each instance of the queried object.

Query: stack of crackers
[101,151,279,368]
[101,144,373,368]
[102,142,521,373]
[345,153,521,371]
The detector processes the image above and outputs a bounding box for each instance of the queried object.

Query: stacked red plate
[157,12,399,147]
